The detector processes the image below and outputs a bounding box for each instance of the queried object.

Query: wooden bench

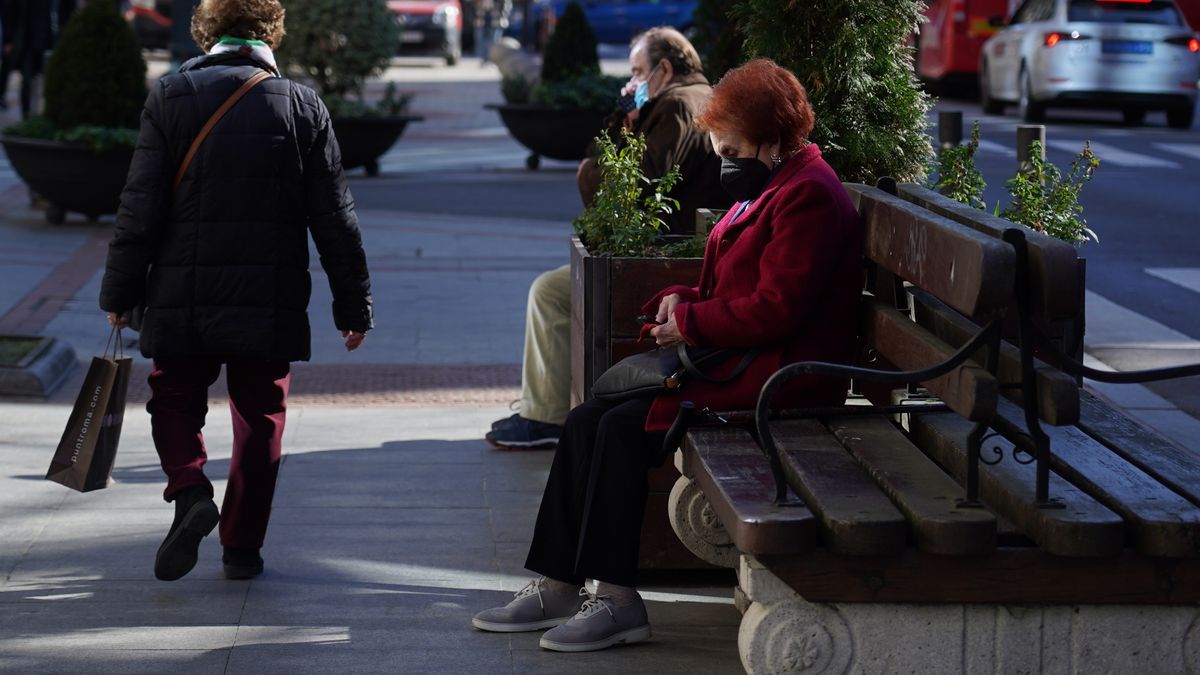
[666,182,1200,673]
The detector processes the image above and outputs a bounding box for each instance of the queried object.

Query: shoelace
[575,589,615,621]
[514,577,546,610]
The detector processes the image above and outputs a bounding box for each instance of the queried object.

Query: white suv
[980,0,1200,128]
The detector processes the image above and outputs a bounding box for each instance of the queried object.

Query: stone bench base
[736,555,1200,674]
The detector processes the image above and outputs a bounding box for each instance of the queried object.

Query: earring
[770,152,782,165]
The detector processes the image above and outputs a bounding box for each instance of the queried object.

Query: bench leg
[667,475,738,568]
[737,555,854,674]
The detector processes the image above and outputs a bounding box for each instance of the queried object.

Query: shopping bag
[47,330,133,492]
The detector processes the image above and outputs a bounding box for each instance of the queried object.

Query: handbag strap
[676,344,759,384]
[173,70,273,190]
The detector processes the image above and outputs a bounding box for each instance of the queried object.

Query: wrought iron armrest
[1036,335,1200,384]
[754,318,1003,504]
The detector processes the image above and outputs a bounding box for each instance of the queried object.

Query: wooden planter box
[568,236,708,569]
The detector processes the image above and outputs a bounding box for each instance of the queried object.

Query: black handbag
[592,344,758,401]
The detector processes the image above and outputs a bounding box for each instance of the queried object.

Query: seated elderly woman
[471,58,864,653]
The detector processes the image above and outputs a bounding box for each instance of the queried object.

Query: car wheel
[1167,103,1195,130]
[1018,66,1045,123]
[1121,108,1146,126]
[980,62,1004,115]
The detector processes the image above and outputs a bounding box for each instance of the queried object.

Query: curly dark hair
[191,0,287,51]
[697,59,815,155]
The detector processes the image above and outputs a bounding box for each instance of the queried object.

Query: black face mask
[720,153,772,203]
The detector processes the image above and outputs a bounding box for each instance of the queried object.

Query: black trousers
[524,397,665,588]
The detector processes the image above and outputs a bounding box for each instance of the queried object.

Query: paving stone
[0,649,230,674]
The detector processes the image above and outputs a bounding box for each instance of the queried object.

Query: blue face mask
[633,64,659,110]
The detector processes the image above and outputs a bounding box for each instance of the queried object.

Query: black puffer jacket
[100,53,372,362]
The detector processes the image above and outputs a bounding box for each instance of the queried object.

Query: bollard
[938,111,964,150]
[1016,124,1046,174]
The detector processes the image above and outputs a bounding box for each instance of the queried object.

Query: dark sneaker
[490,413,523,431]
[154,486,219,581]
[539,593,651,652]
[485,416,563,450]
[472,578,586,632]
[223,547,264,580]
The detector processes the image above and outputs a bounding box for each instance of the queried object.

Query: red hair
[697,59,815,155]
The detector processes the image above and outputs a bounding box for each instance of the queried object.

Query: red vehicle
[1178,0,1200,27]
[915,0,1014,88]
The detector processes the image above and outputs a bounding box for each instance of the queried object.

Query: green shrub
[42,0,146,131]
[1001,141,1100,246]
[532,73,625,111]
[929,120,986,211]
[734,0,932,183]
[574,129,693,257]
[277,0,399,106]
[541,2,599,84]
[322,83,413,117]
[691,0,745,81]
[502,75,534,104]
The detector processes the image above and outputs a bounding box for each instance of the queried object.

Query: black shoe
[223,547,264,580]
[155,486,219,581]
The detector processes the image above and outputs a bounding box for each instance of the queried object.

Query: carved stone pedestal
[736,555,1200,674]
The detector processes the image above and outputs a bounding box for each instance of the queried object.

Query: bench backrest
[845,184,1016,319]
[844,184,1017,422]
[895,185,1083,426]
[896,184,1082,324]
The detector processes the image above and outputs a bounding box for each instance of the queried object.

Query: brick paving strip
[40,362,520,407]
[0,217,112,335]
[0,184,522,406]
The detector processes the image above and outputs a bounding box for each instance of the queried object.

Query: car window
[1010,0,1054,24]
[1067,0,1183,25]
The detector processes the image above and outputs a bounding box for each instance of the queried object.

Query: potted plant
[0,0,146,224]
[277,0,424,176]
[487,2,624,170]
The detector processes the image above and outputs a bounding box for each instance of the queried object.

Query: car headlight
[432,4,459,26]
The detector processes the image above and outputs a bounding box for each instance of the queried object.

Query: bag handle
[173,70,273,190]
[676,344,759,384]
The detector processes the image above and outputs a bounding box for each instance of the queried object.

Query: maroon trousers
[147,359,290,549]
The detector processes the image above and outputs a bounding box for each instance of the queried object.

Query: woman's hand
[651,315,684,347]
[342,330,366,352]
[655,293,681,324]
[106,311,130,329]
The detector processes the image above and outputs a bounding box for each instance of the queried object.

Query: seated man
[487,26,730,449]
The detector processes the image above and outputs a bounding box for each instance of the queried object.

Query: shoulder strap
[173,70,273,190]
[677,344,759,384]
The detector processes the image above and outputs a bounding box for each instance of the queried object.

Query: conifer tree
[735,0,932,182]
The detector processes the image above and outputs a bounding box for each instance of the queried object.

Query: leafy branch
[1001,140,1100,246]
[573,128,692,257]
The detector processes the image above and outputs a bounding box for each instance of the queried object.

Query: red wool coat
[640,144,864,432]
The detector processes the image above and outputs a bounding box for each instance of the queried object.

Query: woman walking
[100,0,373,582]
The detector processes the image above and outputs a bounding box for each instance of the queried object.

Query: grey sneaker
[538,592,651,652]
[472,578,585,633]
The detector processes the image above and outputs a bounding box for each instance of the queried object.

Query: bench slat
[683,427,817,555]
[845,183,1016,318]
[863,298,998,422]
[897,184,1081,323]
[993,397,1200,558]
[910,287,1080,426]
[828,416,997,556]
[773,420,908,556]
[909,412,1125,557]
[1077,390,1200,507]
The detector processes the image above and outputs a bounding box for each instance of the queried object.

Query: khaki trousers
[521,264,571,426]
